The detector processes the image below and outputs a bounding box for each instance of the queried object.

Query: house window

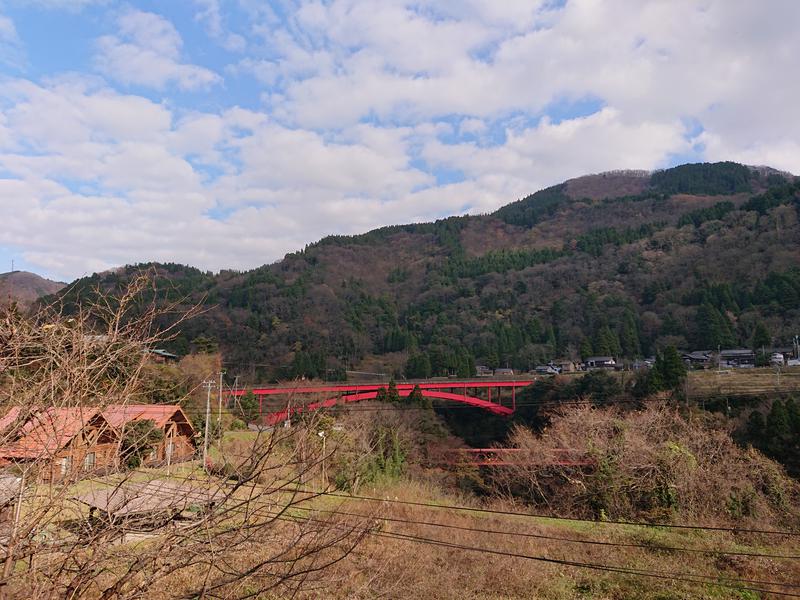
[60,456,72,475]
[83,452,96,471]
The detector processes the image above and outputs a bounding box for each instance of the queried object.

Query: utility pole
[202,380,215,472]
[217,370,226,433]
[318,430,327,488]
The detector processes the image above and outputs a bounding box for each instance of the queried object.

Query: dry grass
[300,478,800,599]
[687,367,800,399]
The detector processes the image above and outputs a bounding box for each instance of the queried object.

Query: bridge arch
[264,388,514,425]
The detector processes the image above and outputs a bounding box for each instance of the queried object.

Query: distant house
[555,360,579,373]
[102,405,195,465]
[147,349,180,364]
[584,356,616,370]
[720,349,756,368]
[0,407,118,482]
[535,365,559,375]
[475,365,493,377]
[494,368,514,377]
[683,350,714,368]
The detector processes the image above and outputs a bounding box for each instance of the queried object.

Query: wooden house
[102,405,195,465]
[0,408,118,482]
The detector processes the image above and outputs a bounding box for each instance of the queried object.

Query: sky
[0,0,799,282]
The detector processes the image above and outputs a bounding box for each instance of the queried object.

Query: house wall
[39,441,119,483]
[152,434,195,464]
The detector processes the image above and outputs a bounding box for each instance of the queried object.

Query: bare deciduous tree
[0,273,370,599]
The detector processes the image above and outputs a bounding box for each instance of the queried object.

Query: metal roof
[75,479,224,517]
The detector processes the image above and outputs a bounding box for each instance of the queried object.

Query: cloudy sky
[0,0,798,281]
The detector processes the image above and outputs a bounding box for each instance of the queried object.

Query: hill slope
[0,271,65,307]
[49,162,800,381]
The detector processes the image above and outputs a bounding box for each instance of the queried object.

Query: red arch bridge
[228,379,534,426]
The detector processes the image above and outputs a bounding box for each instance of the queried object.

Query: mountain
[0,271,66,307]
[49,162,800,382]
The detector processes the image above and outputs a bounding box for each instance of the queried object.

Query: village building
[102,405,195,465]
[146,348,180,364]
[683,350,714,368]
[583,356,617,370]
[719,349,756,368]
[0,408,118,482]
[475,365,493,377]
[555,360,579,373]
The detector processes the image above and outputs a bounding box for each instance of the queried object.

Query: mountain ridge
[0,271,66,307]
[44,161,800,382]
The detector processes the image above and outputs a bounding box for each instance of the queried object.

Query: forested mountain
[48,162,800,383]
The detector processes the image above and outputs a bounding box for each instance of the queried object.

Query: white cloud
[1,0,800,280]
[19,0,108,10]
[194,0,246,52]
[0,11,23,68]
[95,9,221,90]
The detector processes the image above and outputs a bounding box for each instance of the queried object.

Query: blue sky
[0,0,799,281]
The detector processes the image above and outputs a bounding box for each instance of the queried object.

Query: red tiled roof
[0,407,22,435]
[102,404,187,429]
[0,407,107,460]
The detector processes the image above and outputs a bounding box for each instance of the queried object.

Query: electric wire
[265,509,800,597]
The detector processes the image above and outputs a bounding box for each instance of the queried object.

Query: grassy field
[687,366,800,399]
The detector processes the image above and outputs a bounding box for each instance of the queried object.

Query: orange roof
[0,407,22,435]
[102,404,189,430]
[0,407,107,460]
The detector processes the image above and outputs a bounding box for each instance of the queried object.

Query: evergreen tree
[619,311,641,358]
[751,321,771,351]
[579,338,593,360]
[652,346,687,391]
[386,378,400,403]
[695,303,735,348]
[405,352,432,378]
[766,400,792,459]
[408,384,425,406]
[594,325,621,357]
[237,391,261,423]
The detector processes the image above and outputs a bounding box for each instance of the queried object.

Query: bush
[493,405,800,527]
[229,418,247,431]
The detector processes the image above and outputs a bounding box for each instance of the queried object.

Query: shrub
[492,405,800,527]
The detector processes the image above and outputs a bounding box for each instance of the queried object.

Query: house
[683,350,714,369]
[475,365,493,377]
[719,349,756,368]
[584,356,616,370]
[555,360,579,373]
[102,405,195,465]
[535,365,559,375]
[0,407,118,482]
[494,368,514,377]
[147,348,180,364]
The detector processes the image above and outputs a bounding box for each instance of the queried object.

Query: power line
[291,487,800,537]
[283,503,800,560]
[267,510,800,598]
[74,470,800,593]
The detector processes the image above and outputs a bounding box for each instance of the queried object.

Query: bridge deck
[231,379,534,396]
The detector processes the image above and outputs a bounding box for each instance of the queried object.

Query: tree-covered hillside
[47,162,800,382]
